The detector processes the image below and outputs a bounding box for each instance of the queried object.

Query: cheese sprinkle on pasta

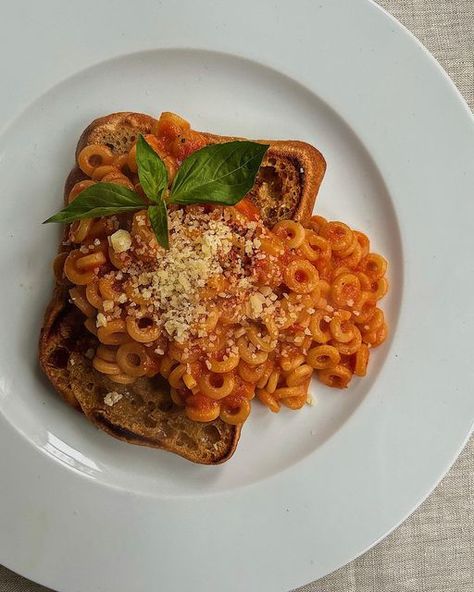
[122,206,278,343]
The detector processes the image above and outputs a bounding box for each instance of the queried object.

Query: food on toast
[40,112,388,464]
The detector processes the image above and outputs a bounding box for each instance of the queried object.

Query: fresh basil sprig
[169,141,269,205]
[136,134,168,202]
[43,183,147,224]
[148,200,169,250]
[44,134,269,249]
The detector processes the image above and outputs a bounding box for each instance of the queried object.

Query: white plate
[0,1,473,591]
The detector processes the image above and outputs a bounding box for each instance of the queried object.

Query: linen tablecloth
[1,1,473,590]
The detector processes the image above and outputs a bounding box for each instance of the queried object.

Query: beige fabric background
[1,1,473,591]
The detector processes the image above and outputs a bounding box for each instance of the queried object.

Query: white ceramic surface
[0,1,473,591]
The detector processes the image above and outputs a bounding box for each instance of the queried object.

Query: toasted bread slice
[39,112,326,464]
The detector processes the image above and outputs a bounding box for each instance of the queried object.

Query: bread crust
[200,131,326,224]
[39,112,326,464]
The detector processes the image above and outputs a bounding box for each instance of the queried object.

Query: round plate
[0,2,473,591]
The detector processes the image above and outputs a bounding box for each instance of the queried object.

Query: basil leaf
[43,183,146,224]
[136,134,168,202]
[169,141,269,205]
[148,200,169,249]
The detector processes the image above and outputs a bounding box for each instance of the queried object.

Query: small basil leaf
[43,182,146,224]
[136,134,168,203]
[169,141,269,205]
[148,200,169,250]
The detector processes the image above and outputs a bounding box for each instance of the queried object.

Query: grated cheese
[109,229,132,253]
[249,293,265,317]
[102,300,114,312]
[96,313,107,328]
[122,207,269,343]
[104,391,123,407]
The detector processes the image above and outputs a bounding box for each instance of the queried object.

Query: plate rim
[0,1,473,591]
